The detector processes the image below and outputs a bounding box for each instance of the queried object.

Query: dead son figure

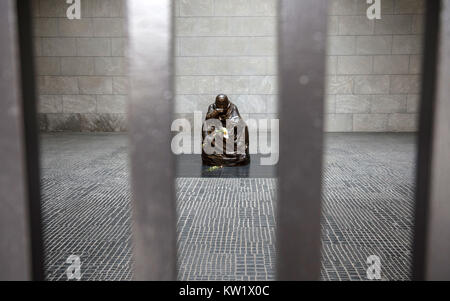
[202,94,250,167]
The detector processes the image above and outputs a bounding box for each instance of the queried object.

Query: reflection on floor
[40,133,415,281]
[176,155,276,178]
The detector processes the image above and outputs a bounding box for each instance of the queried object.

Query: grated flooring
[40,133,416,281]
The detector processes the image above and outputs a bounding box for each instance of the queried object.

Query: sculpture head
[215,94,230,110]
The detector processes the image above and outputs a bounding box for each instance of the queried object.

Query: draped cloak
[201,102,250,166]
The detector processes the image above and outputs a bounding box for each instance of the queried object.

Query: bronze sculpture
[202,94,250,167]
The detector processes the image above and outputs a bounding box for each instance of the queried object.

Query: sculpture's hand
[207,109,221,119]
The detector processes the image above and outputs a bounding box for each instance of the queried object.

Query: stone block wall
[33,0,425,132]
[174,0,278,123]
[33,0,128,131]
[325,0,424,132]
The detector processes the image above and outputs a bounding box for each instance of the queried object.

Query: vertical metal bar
[127,0,177,280]
[16,0,45,281]
[414,0,450,281]
[0,0,44,281]
[412,0,440,281]
[277,0,327,280]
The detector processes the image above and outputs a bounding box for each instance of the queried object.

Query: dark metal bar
[412,0,440,281]
[277,0,328,280]
[127,0,177,280]
[0,0,44,281]
[413,0,450,281]
[16,0,45,281]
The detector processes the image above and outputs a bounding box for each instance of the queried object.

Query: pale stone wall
[325,0,425,132]
[174,0,278,124]
[33,0,128,131]
[175,0,425,132]
[33,0,424,132]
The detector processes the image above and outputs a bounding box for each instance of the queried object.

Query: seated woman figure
[202,94,250,167]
